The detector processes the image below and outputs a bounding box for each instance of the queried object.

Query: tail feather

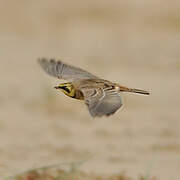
[130,88,150,95]
[119,85,150,95]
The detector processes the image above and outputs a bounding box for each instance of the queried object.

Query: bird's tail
[119,85,150,95]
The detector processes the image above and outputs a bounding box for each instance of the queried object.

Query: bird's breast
[73,89,84,100]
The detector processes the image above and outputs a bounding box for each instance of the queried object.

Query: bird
[38,58,149,117]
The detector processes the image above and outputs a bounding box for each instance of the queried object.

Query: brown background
[0,0,180,179]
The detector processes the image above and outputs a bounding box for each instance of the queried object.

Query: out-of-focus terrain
[0,1,180,179]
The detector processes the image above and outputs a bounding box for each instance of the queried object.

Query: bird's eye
[61,86,70,93]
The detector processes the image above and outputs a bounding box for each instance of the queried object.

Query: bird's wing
[81,87,123,117]
[38,58,98,81]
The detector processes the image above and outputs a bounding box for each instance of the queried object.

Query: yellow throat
[54,83,76,98]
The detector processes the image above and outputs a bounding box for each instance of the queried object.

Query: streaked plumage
[38,58,149,117]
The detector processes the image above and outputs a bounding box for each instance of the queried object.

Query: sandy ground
[0,1,180,179]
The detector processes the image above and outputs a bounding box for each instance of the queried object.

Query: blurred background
[0,0,180,179]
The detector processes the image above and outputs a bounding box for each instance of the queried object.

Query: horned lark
[38,58,149,117]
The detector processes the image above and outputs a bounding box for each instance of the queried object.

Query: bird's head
[54,83,75,98]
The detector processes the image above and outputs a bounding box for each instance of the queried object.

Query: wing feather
[38,58,98,81]
[81,88,123,117]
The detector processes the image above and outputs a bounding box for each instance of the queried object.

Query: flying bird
[38,58,149,117]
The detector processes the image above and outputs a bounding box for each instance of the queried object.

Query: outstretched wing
[38,58,98,81]
[81,87,123,117]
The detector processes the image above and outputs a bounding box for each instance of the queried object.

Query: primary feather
[81,87,122,117]
[38,58,97,81]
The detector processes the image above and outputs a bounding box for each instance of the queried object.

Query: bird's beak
[54,86,59,89]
